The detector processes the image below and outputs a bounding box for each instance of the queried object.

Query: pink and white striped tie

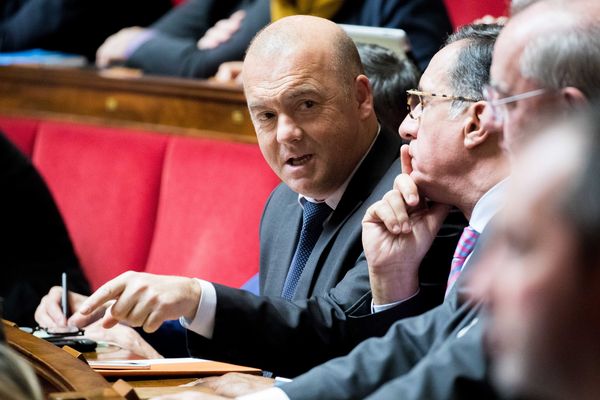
[445,226,480,297]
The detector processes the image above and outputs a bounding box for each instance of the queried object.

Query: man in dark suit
[183,22,509,400]
[36,15,461,373]
[96,0,451,78]
[0,0,170,61]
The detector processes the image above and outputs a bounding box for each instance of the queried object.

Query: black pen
[61,272,68,318]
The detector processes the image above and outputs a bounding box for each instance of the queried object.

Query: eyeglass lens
[407,93,422,119]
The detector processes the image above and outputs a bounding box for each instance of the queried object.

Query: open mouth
[287,154,313,166]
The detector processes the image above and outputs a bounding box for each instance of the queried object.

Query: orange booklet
[89,358,261,377]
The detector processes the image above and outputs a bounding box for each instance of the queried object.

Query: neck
[457,141,510,221]
[450,159,509,222]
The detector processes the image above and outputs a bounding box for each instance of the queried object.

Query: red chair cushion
[32,122,168,290]
[145,136,279,288]
[0,116,39,157]
[443,0,508,28]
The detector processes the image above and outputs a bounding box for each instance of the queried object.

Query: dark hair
[357,43,420,134]
[445,23,503,114]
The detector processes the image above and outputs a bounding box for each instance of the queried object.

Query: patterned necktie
[281,201,332,300]
[445,226,480,297]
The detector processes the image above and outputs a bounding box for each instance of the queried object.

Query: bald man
[36,16,460,376]
[154,22,507,400]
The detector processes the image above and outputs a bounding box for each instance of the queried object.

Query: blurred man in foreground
[471,107,600,400]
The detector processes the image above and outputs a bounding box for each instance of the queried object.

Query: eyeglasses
[406,89,480,120]
[482,85,548,123]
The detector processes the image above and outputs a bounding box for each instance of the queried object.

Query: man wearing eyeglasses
[152,23,511,400]
[481,0,600,153]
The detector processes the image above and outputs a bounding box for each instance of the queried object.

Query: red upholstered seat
[0,116,39,157]
[32,122,168,290]
[145,136,279,287]
[443,0,508,28]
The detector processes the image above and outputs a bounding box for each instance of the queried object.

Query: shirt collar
[298,125,381,210]
[469,178,509,234]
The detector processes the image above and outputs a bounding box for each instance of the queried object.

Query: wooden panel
[0,66,255,138]
[2,321,118,396]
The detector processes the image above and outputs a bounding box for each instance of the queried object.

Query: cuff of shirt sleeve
[179,278,216,339]
[124,29,156,58]
[371,288,420,313]
[237,387,290,400]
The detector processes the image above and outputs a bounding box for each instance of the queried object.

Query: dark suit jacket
[127,0,451,77]
[0,132,90,326]
[0,0,171,60]
[186,130,464,377]
[281,239,500,399]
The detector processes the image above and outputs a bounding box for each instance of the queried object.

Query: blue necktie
[281,201,332,300]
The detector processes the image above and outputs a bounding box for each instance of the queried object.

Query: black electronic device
[43,336,97,352]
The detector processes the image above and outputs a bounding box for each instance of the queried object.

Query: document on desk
[89,357,261,377]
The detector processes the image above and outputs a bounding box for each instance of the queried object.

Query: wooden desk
[3,321,119,398]
[3,321,249,399]
[0,65,255,139]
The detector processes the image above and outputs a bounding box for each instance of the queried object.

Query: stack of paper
[88,357,261,377]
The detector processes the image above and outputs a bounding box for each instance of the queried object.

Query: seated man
[209,21,508,400]
[37,15,461,373]
[96,0,452,77]
[224,2,600,398]
[357,43,420,138]
[471,104,600,400]
[59,21,510,400]
[0,0,170,61]
[0,131,90,327]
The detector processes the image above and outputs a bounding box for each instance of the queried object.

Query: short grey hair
[520,24,600,100]
[445,23,503,118]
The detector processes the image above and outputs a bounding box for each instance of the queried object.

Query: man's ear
[463,101,489,149]
[355,74,374,119]
[560,86,587,108]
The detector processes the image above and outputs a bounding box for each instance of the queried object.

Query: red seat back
[0,116,39,157]
[32,122,168,290]
[443,0,508,28]
[145,136,279,287]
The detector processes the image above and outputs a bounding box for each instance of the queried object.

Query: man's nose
[399,114,418,141]
[276,114,302,143]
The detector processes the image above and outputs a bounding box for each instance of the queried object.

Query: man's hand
[189,373,275,398]
[197,10,246,50]
[362,145,450,305]
[34,287,101,328]
[213,61,243,84]
[96,27,146,68]
[77,271,202,333]
[84,320,163,359]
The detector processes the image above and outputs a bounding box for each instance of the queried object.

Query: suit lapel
[293,129,401,299]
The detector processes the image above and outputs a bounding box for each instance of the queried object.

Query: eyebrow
[489,81,511,97]
[286,87,320,100]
